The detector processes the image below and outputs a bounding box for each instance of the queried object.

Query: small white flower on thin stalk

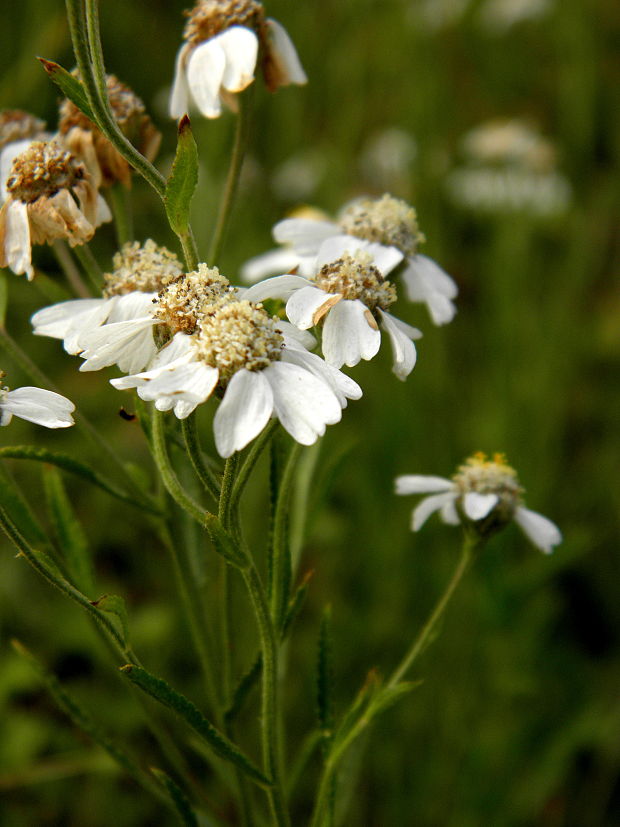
[111,298,361,458]
[395,452,562,554]
[241,194,458,326]
[32,240,185,358]
[0,372,75,429]
[169,0,307,120]
[244,238,422,380]
[0,139,110,279]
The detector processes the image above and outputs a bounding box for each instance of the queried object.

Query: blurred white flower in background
[446,119,571,218]
[396,452,562,554]
[358,128,417,196]
[478,0,553,32]
[271,148,328,202]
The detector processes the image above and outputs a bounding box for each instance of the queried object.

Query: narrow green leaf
[332,669,381,749]
[0,462,48,546]
[0,445,161,515]
[283,570,313,637]
[205,514,247,568]
[120,664,271,789]
[91,594,129,648]
[224,653,262,726]
[165,115,199,235]
[151,768,199,827]
[43,466,94,594]
[38,58,96,122]
[371,680,423,716]
[317,606,335,734]
[0,270,8,327]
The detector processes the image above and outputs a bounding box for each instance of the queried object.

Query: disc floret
[314,250,397,313]
[452,452,523,522]
[103,241,184,297]
[154,264,236,334]
[6,141,84,204]
[339,194,425,257]
[183,0,265,45]
[0,110,47,150]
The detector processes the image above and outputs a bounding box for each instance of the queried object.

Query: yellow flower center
[6,141,84,203]
[154,264,236,335]
[314,250,397,312]
[452,452,523,517]
[338,194,425,257]
[184,0,265,45]
[103,241,185,297]
[193,299,283,384]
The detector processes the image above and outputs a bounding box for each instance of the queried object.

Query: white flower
[244,239,422,379]
[0,139,110,279]
[169,0,307,120]
[0,377,74,429]
[31,240,185,362]
[240,194,458,326]
[395,452,562,554]
[111,299,361,457]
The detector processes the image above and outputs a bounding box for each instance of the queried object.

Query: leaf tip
[37,57,59,75]
[178,114,192,136]
[119,664,134,674]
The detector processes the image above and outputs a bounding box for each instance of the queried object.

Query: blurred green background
[1,0,619,824]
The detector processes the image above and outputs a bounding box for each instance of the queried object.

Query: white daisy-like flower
[244,238,422,380]
[0,372,75,429]
[240,194,458,326]
[395,452,562,554]
[31,240,185,359]
[111,298,361,457]
[0,139,111,279]
[169,0,307,120]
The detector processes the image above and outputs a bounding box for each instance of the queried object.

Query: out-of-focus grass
[1,0,619,824]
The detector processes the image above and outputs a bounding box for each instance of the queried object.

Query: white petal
[243,274,312,304]
[441,499,460,525]
[412,492,458,531]
[264,19,308,86]
[217,27,258,92]
[2,387,75,428]
[31,298,113,353]
[79,318,157,372]
[279,323,317,351]
[95,193,112,226]
[463,492,498,520]
[187,40,226,119]
[240,248,302,284]
[286,285,339,330]
[281,344,362,406]
[400,255,458,326]
[377,310,417,380]
[214,369,274,457]
[169,45,191,118]
[395,475,453,495]
[514,506,562,554]
[265,361,341,445]
[411,255,458,298]
[4,200,33,279]
[149,332,195,368]
[314,235,403,276]
[322,299,381,368]
[273,218,339,255]
[114,360,218,419]
[107,291,157,323]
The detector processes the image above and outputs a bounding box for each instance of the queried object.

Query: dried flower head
[0,110,47,151]
[154,264,236,335]
[184,0,265,44]
[0,139,108,279]
[338,194,425,257]
[103,240,184,297]
[59,74,161,187]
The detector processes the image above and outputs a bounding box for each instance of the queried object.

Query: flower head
[241,193,458,326]
[244,241,422,379]
[0,371,75,428]
[0,139,110,279]
[395,452,562,553]
[170,0,307,120]
[0,110,48,152]
[59,74,161,188]
[111,296,361,457]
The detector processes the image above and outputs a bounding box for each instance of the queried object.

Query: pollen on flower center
[193,299,283,383]
[314,251,397,312]
[338,194,425,257]
[183,0,265,45]
[6,141,84,203]
[154,264,236,334]
[103,241,185,297]
[453,452,523,513]
[0,110,47,151]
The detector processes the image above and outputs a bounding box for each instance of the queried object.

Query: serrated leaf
[91,594,129,647]
[120,664,271,789]
[38,58,95,122]
[43,466,94,594]
[0,446,161,515]
[165,115,198,235]
[151,768,199,827]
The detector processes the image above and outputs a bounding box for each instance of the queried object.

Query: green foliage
[165,116,199,237]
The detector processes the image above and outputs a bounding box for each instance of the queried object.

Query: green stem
[52,241,91,297]
[180,229,200,272]
[241,563,290,827]
[230,420,278,521]
[108,184,134,246]
[217,455,239,713]
[208,88,254,264]
[270,443,301,628]
[181,415,221,502]
[72,243,104,292]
